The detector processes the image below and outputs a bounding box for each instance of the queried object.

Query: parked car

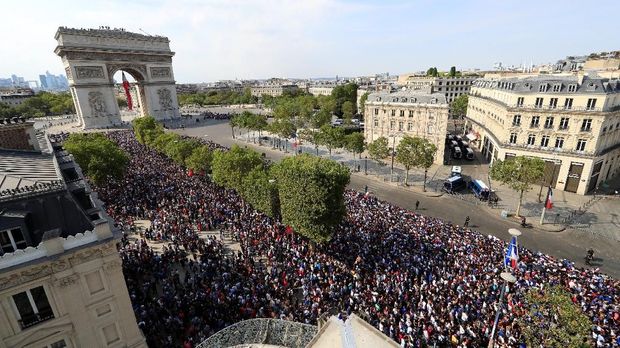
[465,148,475,160]
[452,147,462,159]
[451,166,462,177]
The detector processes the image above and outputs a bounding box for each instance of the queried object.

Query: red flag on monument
[121,72,133,110]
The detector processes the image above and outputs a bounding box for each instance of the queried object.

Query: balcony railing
[472,95,609,112]
[19,309,55,329]
[580,127,592,132]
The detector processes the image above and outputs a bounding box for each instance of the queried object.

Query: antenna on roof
[138,28,151,36]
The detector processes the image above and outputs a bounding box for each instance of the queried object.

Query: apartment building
[0,120,146,348]
[250,84,299,97]
[465,74,620,195]
[364,90,449,165]
[396,75,478,103]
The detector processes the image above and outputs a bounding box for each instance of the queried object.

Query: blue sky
[1,0,618,83]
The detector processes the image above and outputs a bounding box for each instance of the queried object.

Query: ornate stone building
[54,27,181,129]
[396,74,479,103]
[364,90,449,165]
[465,74,620,194]
[0,122,147,347]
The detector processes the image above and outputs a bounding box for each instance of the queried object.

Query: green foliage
[367,136,390,164]
[426,67,439,77]
[268,118,297,139]
[521,286,591,348]
[344,132,365,157]
[165,138,200,165]
[316,125,345,156]
[132,116,164,145]
[63,133,129,185]
[272,154,350,243]
[359,92,369,116]
[186,145,213,173]
[450,94,469,117]
[331,83,358,116]
[449,66,457,77]
[0,92,74,119]
[490,156,545,216]
[241,167,280,218]
[117,97,128,108]
[177,89,258,106]
[151,132,180,153]
[395,136,437,186]
[211,145,265,191]
[341,101,355,122]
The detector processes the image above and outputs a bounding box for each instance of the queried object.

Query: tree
[331,83,357,116]
[211,145,265,191]
[345,132,365,158]
[521,286,591,348]
[312,108,332,129]
[396,136,437,189]
[241,167,280,218]
[132,116,164,145]
[63,133,129,186]
[341,101,355,123]
[298,128,321,155]
[449,66,457,77]
[489,156,545,217]
[117,97,128,108]
[151,132,181,153]
[450,94,468,119]
[272,154,350,243]
[185,145,213,173]
[268,118,296,151]
[359,92,369,117]
[367,136,390,165]
[229,115,238,139]
[316,124,345,157]
[165,139,200,165]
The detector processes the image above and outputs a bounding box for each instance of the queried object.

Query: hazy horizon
[1,0,619,84]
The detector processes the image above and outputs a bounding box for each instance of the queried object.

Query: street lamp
[364,156,368,175]
[488,271,517,348]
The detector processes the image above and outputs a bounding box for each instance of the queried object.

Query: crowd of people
[92,130,619,347]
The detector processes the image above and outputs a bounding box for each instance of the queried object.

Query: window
[581,119,592,132]
[1,228,27,254]
[552,84,562,92]
[373,119,378,127]
[512,114,521,126]
[535,97,544,108]
[12,286,54,329]
[42,340,67,348]
[549,98,558,109]
[398,121,404,131]
[586,98,597,110]
[530,116,540,128]
[559,117,569,130]
[576,139,587,152]
[390,121,395,129]
[399,110,405,117]
[374,108,378,115]
[540,135,550,147]
[391,110,395,117]
[527,134,536,146]
[407,122,413,131]
[539,84,548,92]
[544,116,554,129]
[564,98,573,110]
[517,97,524,107]
[568,84,577,92]
[555,137,564,149]
[509,133,517,144]
[408,110,413,118]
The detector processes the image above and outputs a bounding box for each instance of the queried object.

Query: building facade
[0,123,147,348]
[364,90,449,165]
[466,75,620,195]
[308,86,335,96]
[396,75,478,103]
[250,84,299,97]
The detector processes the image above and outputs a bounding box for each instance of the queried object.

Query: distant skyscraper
[39,74,48,89]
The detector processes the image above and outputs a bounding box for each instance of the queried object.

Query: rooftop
[0,150,61,197]
[55,26,169,42]
[367,89,448,105]
[474,75,620,94]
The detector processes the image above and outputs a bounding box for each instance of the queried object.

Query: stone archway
[54,27,181,129]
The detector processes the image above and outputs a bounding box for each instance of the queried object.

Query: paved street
[174,118,620,278]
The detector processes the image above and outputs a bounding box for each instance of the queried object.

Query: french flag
[504,236,519,270]
[545,187,553,210]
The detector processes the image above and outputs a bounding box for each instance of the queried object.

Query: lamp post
[364,156,368,175]
[390,135,396,178]
[488,271,517,348]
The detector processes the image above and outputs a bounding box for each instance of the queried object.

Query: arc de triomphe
[54,27,181,129]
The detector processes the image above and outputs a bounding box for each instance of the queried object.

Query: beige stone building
[0,121,146,348]
[465,74,620,195]
[251,84,299,97]
[364,90,449,164]
[396,74,478,103]
[308,85,335,97]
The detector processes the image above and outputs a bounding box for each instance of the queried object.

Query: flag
[122,72,133,110]
[544,187,553,210]
[504,236,519,269]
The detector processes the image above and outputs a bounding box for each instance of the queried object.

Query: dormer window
[411,98,417,103]
[1,228,27,254]
[377,97,381,101]
[539,84,548,92]
[401,98,407,102]
[568,84,577,92]
[552,84,562,92]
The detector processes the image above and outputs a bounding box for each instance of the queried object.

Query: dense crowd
[93,130,619,347]
[180,111,233,120]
